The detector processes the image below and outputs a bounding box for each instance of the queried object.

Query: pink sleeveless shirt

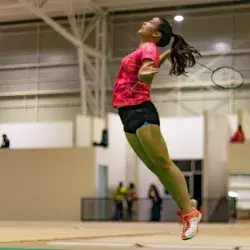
[112,42,160,107]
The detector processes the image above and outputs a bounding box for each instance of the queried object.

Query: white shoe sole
[182,212,202,241]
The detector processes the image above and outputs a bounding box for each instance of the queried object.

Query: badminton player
[112,17,201,240]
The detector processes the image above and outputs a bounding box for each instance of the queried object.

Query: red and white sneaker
[177,208,202,240]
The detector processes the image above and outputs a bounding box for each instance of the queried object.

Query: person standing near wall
[114,182,127,220]
[1,134,10,148]
[230,125,245,143]
[93,129,109,148]
[126,183,138,220]
[148,184,162,222]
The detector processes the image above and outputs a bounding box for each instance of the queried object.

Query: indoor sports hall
[0,0,249,250]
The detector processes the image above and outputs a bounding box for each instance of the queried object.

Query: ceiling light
[214,42,230,52]
[174,15,184,22]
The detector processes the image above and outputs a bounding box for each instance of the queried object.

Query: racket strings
[212,67,243,89]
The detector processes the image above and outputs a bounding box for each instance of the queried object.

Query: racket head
[211,66,244,89]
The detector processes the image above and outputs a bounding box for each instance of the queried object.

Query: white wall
[75,115,92,147]
[75,115,105,147]
[203,113,238,221]
[95,147,109,196]
[0,121,73,148]
[239,110,250,140]
[160,116,204,160]
[0,114,105,149]
[107,113,127,189]
[228,115,238,135]
[93,117,105,142]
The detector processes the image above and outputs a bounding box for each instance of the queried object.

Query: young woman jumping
[112,17,202,240]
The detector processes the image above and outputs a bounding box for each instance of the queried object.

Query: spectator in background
[230,125,245,143]
[148,184,162,222]
[126,183,137,220]
[93,129,108,148]
[1,134,10,148]
[114,182,127,220]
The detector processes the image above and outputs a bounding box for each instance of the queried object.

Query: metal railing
[81,197,242,222]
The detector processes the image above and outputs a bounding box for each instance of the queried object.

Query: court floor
[0,222,249,250]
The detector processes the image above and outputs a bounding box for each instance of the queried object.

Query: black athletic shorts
[118,101,160,134]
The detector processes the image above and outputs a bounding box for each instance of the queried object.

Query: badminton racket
[196,62,244,89]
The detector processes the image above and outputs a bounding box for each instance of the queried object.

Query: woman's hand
[138,60,159,84]
[139,61,159,75]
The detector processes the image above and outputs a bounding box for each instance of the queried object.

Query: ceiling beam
[109,0,250,16]
[18,0,101,58]
[37,0,49,8]
[0,0,248,25]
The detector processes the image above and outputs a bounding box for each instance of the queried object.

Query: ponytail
[169,33,201,76]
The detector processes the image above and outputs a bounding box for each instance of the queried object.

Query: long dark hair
[148,184,161,198]
[157,18,201,76]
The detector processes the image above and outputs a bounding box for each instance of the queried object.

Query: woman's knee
[150,154,172,171]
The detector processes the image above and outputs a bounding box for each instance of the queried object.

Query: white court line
[47,242,133,247]
[47,241,250,249]
[147,245,240,249]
